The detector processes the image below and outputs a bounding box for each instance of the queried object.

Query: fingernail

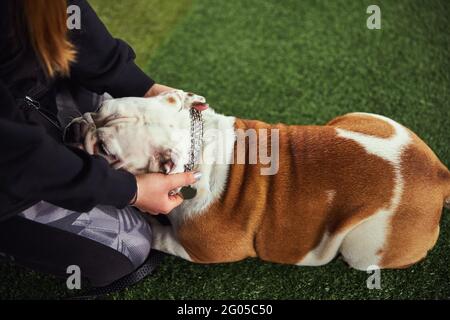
[193,171,202,182]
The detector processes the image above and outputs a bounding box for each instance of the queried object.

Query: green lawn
[1,0,449,299]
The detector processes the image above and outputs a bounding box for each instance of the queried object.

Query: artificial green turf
[89,0,193,68]
[0,0,449,299]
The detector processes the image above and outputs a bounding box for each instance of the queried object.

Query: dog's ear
[159,90,209,111]
[158,90,184,107]
[103,92,114,101]
[182,91,208,111]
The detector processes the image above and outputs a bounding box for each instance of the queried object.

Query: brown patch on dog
[255,122,395,264]
[167,96,176,104]
[327,113,395,139]
[379,133,448,268]
[178,116,397,264]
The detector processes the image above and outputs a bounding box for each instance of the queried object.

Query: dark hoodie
[0,0,155,221]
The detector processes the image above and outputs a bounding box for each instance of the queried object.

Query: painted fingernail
[193,171,202,182]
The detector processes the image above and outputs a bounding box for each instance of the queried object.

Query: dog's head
[64,90,207,175]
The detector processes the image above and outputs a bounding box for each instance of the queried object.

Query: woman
[0,0,201,287]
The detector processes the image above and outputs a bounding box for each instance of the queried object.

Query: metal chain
[184,108,203,172]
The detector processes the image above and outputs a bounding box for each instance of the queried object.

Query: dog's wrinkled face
[65,90,206,175]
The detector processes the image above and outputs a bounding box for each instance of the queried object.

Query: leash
[22,95,64,133]
[67,250,166,300]
[17,82,64,133]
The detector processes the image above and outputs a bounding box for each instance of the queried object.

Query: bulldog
[65,90,450,270]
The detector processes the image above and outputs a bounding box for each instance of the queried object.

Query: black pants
[0,202,152,287]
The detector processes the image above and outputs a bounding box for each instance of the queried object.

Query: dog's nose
[64,121,87,144]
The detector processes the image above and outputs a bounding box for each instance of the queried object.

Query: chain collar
[184,108,204,172]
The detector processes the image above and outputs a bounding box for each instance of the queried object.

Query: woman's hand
[144,83,175,97]
[131,172,201,215]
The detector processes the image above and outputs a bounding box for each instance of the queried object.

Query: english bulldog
[65,90,450,270]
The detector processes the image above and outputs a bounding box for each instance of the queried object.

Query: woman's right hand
[131,172,201,215]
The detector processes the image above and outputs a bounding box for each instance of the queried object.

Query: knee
[118,207,152,268]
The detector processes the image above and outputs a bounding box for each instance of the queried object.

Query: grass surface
[0,0,449,299]
[89,0,192,68]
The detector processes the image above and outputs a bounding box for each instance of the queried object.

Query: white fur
[148,217,192,261]
[93,92,236,222]
[298,113,411,269]
[94,94,192,174]
[299,231,347,266]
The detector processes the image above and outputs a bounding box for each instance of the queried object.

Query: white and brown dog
[66,90,450,270]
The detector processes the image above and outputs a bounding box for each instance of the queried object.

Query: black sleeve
[68,0,155,98]
[0,81,137,212]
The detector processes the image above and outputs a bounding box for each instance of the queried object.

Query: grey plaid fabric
[18,201,152,267]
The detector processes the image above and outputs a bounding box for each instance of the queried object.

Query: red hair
[23,0,76,77]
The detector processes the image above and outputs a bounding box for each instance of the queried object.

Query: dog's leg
[147,217,192,261]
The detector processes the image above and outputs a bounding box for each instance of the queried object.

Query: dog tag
[180,186,197,200]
